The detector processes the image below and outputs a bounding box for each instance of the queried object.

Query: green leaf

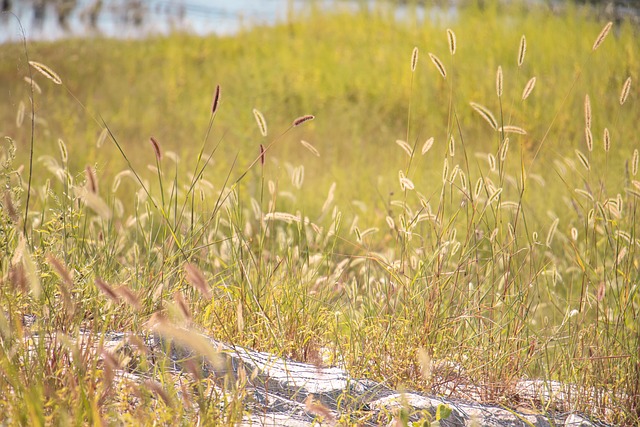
[435,404,452,421]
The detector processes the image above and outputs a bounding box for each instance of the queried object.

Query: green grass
[1,1,639,425]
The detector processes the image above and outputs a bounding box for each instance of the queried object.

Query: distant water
[0,0,457,44]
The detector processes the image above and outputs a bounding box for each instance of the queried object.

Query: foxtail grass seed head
[85,165,98,193]
[469,102,498,130]
[632,149,639,176]
[211,84,221,114]
[603,128,610,152]
[442,158,449,183]
[321,182,336,214]
[411,47,419,72]
[300,140,320,157]
[28,60,62,84]
[518,35,526,67]
[399,170,415,190]
[571,227,578,241]
[592,21,613,51]
[75,187,112,219]
[488,153,496,171]
[428,53,447,79]
[546,217,560,247]
[500,138,510,161]
[293,115,315,126]
[522,77,536,100]
[447,29,456,55]
[304,395,335,424]
[142,380,173,407]
[585,127,593,151]
[96,128,108,148]
[385,215,395,230]
[496,66,503,98]
[421,137,434,155]
[626,187,640,199]
[57,139,68,163]
[488,187,502,204]
[448,136,455,157]
[259,144,265,166]
[575,149,591,170]
[23,76,42,94]
[47,254,73,288]
[4,191,18,222]
[584,94,592,129]
[116,285,141,310]
[149,137,162,162]
[396,139,413,157]
[173,291,192,322]
[474,178,484,199]
[184,262,212,299]
[101,349,119,387]
[253,108,268,136]
[597,281,606,301]
[620,77,632,105]
[16,101,25,127]
[292,165,304,189]
[95,277,119,302]
[499,125,527,135]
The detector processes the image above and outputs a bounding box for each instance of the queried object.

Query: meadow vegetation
[0,1,639,424]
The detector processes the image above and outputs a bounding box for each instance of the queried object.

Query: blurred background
[1,0,637,43]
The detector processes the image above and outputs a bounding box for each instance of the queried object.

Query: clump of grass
[0,3,639,426]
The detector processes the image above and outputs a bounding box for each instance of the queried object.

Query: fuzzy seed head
[546,217,560,247]
[16,101,25,127]
[469,102,498,130]
[421,137,434,155]
[150,137,162,162]
[95,277,118,302]
[4,191,18,222]
[253,108,268,136]
[584,94,592,129]
[396,139,413,157]
[85,165,98,193]
[488,153,496,171]
[585,127,593,152]
[211,85,221,114]
[442,158,449,183]
[28,61,62,84]
[428,53,447,79]
[522,77,536,100]
[23,76,42,94]
[592,21,613,51]
[575,149,590,170]
[620,77,632,105]
[293,115,315,127]
[58,138,68,163]
[411,47,419,72]
[499,125,527,135]
[499,138,510,161]
[184,262,212,299]
[517,35,526,67]
[447,29,457,55]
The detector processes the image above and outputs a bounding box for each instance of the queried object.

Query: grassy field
[1,0,639,424]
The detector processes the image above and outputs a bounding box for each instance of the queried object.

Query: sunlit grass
[1,1,639,425]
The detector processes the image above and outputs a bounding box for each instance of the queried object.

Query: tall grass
[0,1,639,424]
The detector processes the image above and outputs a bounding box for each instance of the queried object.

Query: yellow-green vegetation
[1,1,639,425]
